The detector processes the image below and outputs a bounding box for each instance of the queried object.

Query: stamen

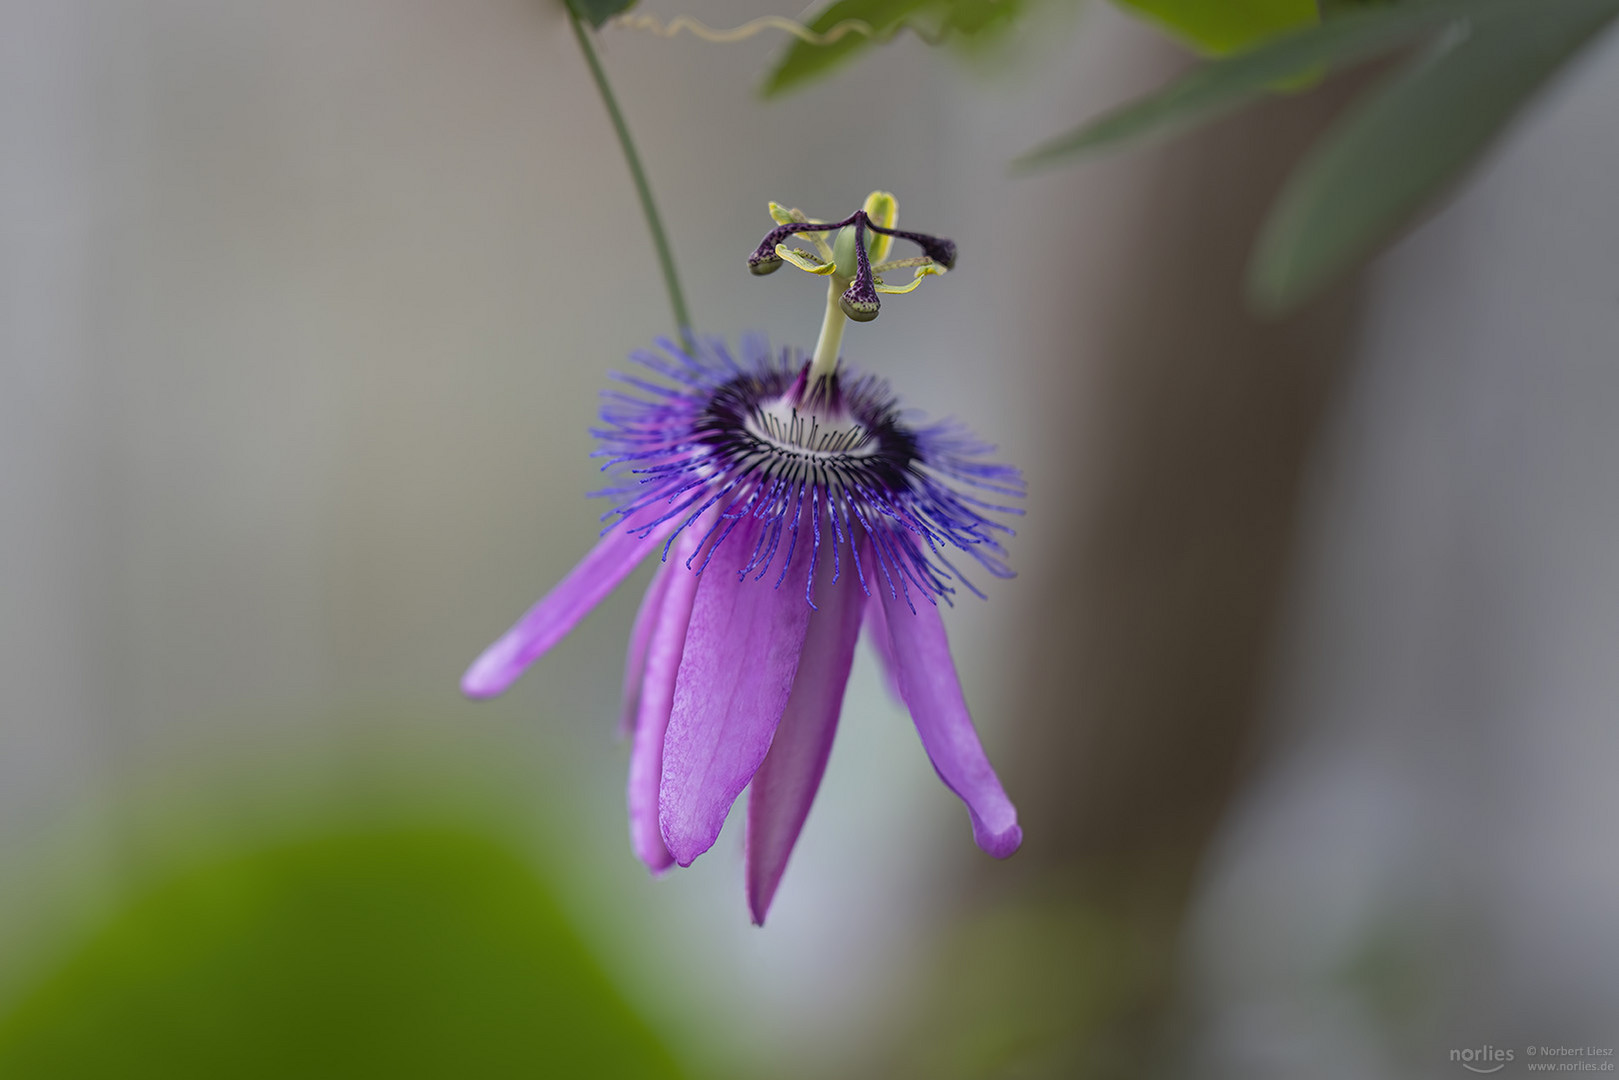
[770,204,836,262]
[748,218,852,275]
[746,196,956,296]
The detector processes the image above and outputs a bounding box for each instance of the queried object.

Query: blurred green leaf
[1113,0,1318,54]
[1012,0,1526,171]
[940,0,1028,38]
[1249,0,1619,309]
[567,0,637,30]
[0,822,684,1079]
[763,0,934,97]
[760,0,1028,97]
[761,0,1311,96]
[1320,0,1401,11]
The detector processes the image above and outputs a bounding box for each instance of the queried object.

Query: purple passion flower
[463,193,1022,924]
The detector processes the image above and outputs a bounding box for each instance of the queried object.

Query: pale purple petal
[745,559,864,925]
[626,534,704,872]
[879,589,1021,858]
[461,525,669,700]
[863,590,906,705]
[618,562,672,737]
[659,522,814,867]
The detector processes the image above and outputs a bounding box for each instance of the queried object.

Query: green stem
[808,276,849,384]
[568,10,693,341]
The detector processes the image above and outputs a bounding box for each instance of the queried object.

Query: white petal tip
[459,665,511,700]
[460,639,530,698]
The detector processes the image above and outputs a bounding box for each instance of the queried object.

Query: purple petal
[863,590,906,705]
[745,563,865,925]
[626,540,702,873]
[879,590,1021,858]
[659,522,814,868]
[461,525,668,700]
[618,562,673,737]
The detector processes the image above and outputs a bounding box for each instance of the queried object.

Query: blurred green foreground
[0,776,684,1079]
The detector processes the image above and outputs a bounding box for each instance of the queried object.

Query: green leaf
[1319,0,1401,12]
[1113,0,1318,54]
[566,0,636,30]
[941,0,1028,37]
[1249,0,1619,310]
[759,0,1028,97]
[1011,0,1558,172]
[762,0,935,97]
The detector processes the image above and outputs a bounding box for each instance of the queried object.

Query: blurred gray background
[4,0,1616,1076]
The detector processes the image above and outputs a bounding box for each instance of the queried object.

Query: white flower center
[745,396,876,460]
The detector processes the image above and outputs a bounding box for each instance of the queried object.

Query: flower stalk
[568,9,693,342]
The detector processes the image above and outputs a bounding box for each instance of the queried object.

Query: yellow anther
[875,263,945,295]
[872,255,934,273]
[769,202,835,262]
[775,245,837,275]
